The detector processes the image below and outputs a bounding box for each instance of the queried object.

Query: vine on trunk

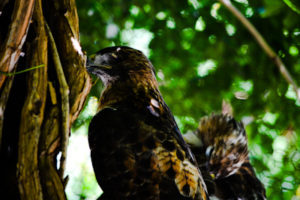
[0,0,91,199]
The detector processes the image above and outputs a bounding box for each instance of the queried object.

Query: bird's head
[86,46,156,87]
[197,114,249,179]
[86,46,161,108]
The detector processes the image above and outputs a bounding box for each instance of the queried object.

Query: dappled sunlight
[74,0,300,198]
[66,97,100,200]
[65,127,102,200]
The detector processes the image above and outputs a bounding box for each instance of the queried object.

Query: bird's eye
[111,53,118,59]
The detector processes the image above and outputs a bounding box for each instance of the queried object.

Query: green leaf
[283,0,300,14]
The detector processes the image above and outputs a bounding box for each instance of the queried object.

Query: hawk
[184,114,267,200]
[87,46,208,199]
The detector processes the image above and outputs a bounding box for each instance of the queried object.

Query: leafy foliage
[71,0,300,199]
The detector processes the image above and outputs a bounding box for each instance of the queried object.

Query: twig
[217,0,300,101]
[45,22,70,179]
[0,64,45,76]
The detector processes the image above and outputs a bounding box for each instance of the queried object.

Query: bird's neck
[98,74,163,111]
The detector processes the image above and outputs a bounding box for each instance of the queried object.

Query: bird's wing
[89,107,208,200]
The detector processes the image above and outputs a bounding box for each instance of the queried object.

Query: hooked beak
[86,56,112,75]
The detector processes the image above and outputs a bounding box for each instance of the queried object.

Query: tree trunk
[0,0,91,199]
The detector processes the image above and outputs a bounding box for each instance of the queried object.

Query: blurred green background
[66,0,300,199]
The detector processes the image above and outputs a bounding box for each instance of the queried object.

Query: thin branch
[45,22,70,179]
[218,0,300,101]
[0,64,45,76]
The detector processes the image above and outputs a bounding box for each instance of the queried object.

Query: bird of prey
[86,46,208,200]
[183,114,266,200]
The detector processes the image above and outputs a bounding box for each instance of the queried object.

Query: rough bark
[0,0,91,199]
[17,0,48,199]
[0,0,35,88]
